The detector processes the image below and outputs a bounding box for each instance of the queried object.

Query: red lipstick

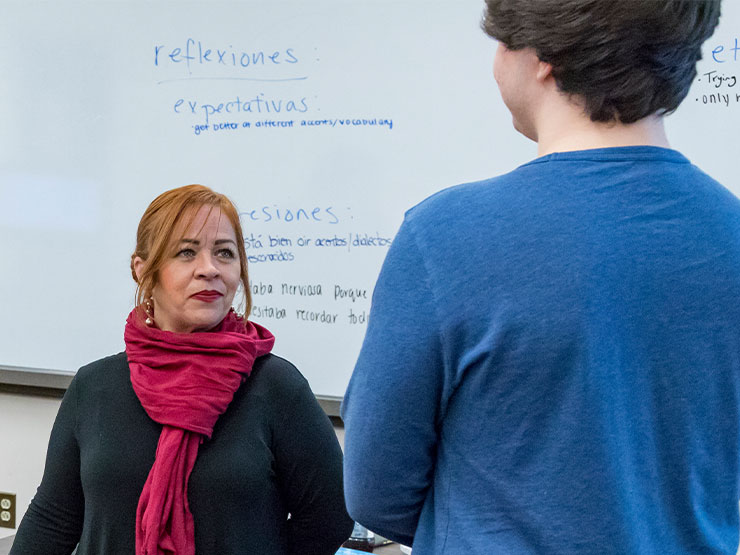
[191,290,223,302]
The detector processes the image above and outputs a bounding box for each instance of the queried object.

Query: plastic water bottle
[342,522,374,552]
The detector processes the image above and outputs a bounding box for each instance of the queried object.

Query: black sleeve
[10,378,84,555]
[272,372,354,555]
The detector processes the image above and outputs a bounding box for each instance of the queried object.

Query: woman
[11,185,353,555]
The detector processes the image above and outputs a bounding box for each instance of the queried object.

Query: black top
[11,352,353,555]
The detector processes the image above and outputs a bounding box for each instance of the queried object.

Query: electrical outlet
[0,493,16,529]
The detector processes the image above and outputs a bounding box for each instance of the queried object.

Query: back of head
[483,0,721,123]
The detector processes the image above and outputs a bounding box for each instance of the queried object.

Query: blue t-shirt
[342,147,740,554]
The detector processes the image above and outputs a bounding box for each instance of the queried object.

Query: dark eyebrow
[178,238,237,246]
[215,239,238,246]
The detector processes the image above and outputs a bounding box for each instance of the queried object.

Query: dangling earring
[144,298,155,326]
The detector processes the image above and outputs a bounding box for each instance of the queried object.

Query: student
[342,1,740,553]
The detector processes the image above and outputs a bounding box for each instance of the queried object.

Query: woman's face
[137,205,242,333]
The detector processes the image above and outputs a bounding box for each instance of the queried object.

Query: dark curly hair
[482,0,721,123]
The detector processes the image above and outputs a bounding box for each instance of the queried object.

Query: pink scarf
[124,308,275,555]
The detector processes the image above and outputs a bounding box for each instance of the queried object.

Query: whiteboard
[0,1,738,398]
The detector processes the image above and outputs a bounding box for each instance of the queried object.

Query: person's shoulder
[77,351,128,374]
[407,176,498,216]
[73,351,129,387]
[249,353,309,394]
[239,353,318,420]
[686,162,740,211]
[405,164,535,227]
